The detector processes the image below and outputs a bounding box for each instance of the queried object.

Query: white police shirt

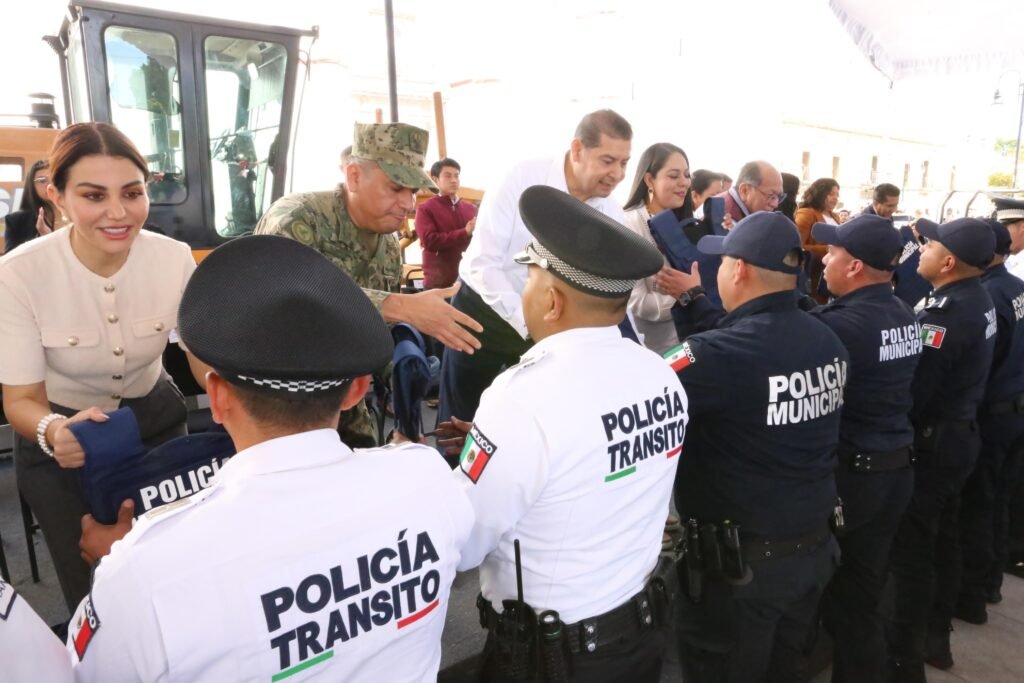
[0,580,73,683]
[456,326,687,624]
[67,429,473,683]
[458,156,628,339]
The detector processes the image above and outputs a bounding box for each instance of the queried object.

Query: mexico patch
[921,324,946,349]
[71,594,101,659]
[460,425,498,483]
[664,342,695,372]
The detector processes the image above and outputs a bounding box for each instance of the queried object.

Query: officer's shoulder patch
[921,324,947,348]
[70,594,101,660]
[663,342,696,372]
[503,348,549,379]
[0,581,16,621]
[140,494,199,526]
[923,295,950,311]
[459,424,498,484]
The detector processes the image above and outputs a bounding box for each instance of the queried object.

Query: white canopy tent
[829,0,1024,82]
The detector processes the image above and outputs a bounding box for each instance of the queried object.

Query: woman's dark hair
[624,142,693,219]
[798,177,839,212]
[18,159,55,228]
[48,122,149,192]
[690,169,722,197]
[776,173,801,221]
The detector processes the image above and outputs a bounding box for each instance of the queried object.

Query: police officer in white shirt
[457,186,687,682]
[1,580,73,683]
[66,236,474,683]
[437,110,634,435]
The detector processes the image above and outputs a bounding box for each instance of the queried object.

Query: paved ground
[3,433,1024,681]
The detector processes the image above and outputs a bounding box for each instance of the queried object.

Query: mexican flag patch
[921,324,946,349]
[460,425,498,484]
[664,342,696,372]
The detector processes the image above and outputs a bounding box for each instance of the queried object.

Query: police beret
[915,218,995,270]
[698,211,802,274]
[179,235,394,395]
[811,214,903,271]
[513,185,663,298]
[991,194,1024,223]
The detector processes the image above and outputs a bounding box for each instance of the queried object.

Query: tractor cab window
[204,37,287,237]
[103,26,186,204]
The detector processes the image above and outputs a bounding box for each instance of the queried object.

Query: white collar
[214,429,353,486]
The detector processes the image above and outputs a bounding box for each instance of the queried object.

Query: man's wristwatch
[677,286,706,306]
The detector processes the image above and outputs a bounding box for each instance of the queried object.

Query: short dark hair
[799,178,839,211]
[690,169,723,196]
[873,183,900,203]
[230,381,350,430]
[48,122,149,192]
[720,173,732,185]
[574,109,632,148]
[430,158,461,178]
[624,142,691,214]
[777,173,801,221]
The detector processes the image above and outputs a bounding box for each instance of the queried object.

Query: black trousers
[438,281,530,429]
[676,537,839,683]
[887,432,978,661]
[478,624,667,683]
[959,413,1024,606]
[822,466,913,683]
[14,378,186,612]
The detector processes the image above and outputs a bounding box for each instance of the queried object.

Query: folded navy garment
[391,324,431,440]
[72,411,235,524]
[648,209,725,307]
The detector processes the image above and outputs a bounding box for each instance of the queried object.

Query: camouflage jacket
[254,186,402,446]
[254,186,402,308]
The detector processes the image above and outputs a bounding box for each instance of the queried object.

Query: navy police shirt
[893,226,932,307]
[911,277,996,423]
[810,283,922,454]
[671,290,848,538]
[980,264,1024,405]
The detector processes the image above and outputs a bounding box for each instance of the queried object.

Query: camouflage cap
[351,122,438,193]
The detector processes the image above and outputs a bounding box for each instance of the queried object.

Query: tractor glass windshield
[103,26,186,204]
[204,37,287,237]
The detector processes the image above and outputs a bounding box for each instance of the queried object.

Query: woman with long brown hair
[0,122,202,612]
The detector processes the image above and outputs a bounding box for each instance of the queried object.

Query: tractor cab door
[55,2,314,249]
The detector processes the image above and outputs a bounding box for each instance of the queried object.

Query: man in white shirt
[1,580,73,683]
[456,186,686,682]
[437,110,633,436]
[67,235,473,683]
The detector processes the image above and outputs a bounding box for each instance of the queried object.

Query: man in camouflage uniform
[255,122,482,446]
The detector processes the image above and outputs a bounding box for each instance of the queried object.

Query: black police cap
[983,218,1012,256]
[915,217,995,270]
[698,211,802,274]
[513,185,663,298]
[811,213,903,271]
[178,235,394,396]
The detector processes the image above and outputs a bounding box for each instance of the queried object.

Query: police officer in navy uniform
[807,215,922,683]
[956,209,1024,623]
[457,186,685,682]
[67,236,474,683]
[886,218,996,682]
[670,212,848,683]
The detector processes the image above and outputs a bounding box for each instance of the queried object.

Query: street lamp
[993,71,1024,189]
